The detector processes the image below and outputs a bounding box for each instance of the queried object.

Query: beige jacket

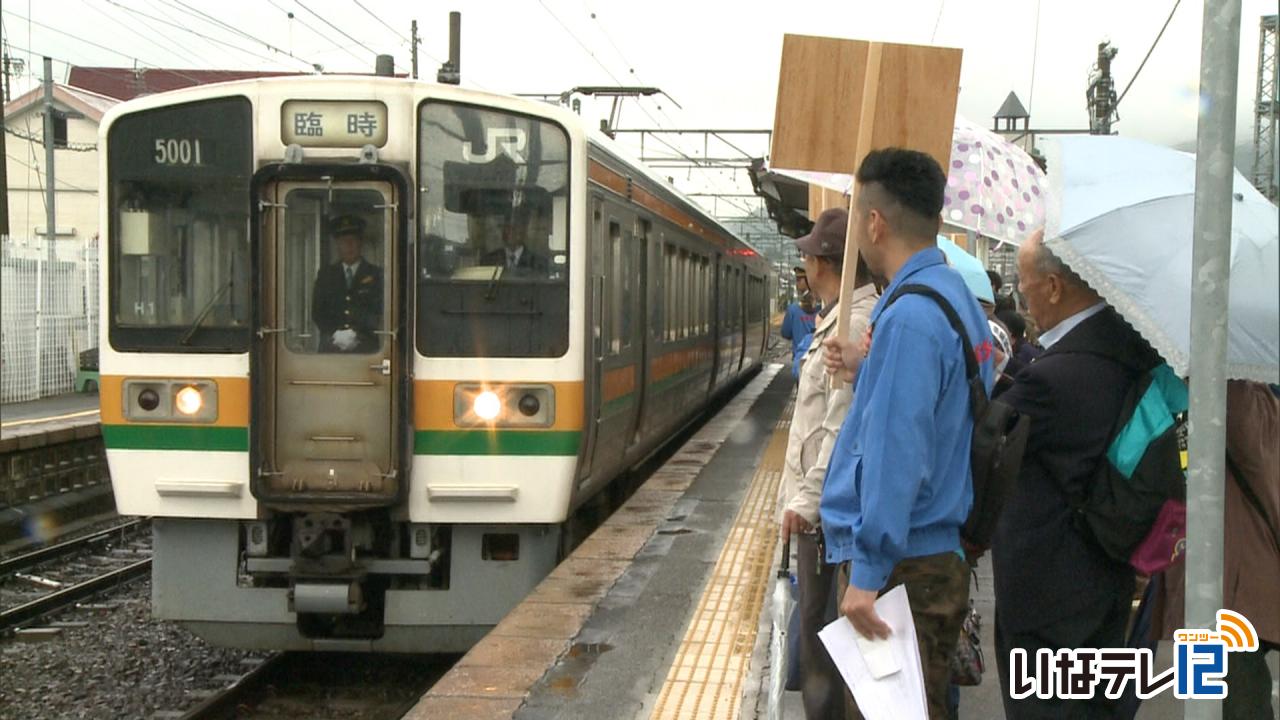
[779,284,879,525]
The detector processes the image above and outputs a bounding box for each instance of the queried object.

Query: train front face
[100,79,586,651]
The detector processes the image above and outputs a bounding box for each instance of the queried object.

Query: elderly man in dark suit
[992,229,1160,719]
[311,215,383,353]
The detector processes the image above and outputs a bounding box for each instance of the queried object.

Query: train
[99,75,772,651]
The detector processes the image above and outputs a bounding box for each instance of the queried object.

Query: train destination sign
[281,100,388,148]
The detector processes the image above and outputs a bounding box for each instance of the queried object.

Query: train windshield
[107,97,253,352]
[416,101,570,358]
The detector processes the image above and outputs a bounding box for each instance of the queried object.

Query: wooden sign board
[771,34,962,174]
[771,34,963,344]
[808,184,847,218]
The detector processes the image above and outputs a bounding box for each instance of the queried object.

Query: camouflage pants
[838,551,971,720]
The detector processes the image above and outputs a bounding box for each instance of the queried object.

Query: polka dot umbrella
[943,116,1048,245]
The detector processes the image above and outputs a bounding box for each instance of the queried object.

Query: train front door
[256,180,401,504]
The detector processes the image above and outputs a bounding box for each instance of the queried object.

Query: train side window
[609,220,622,355]
[670,242,680,340]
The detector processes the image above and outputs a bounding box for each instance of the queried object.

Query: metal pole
[411,20,419,80]
[39,57,59,397]
[1186,2,1241,719]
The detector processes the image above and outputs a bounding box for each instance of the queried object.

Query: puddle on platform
[540,642,616,698]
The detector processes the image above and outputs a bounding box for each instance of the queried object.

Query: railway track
[0,518,152,633]
[179,652,453,720]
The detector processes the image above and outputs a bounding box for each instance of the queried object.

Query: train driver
[311,214,384,353]
[482,205,550,276]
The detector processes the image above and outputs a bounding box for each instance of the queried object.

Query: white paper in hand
[855,633,902,680]
[818,585,927,720]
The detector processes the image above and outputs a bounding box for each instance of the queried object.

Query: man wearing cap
[779,207,878,720]
[312,215,384,353]
[780,267,819,370]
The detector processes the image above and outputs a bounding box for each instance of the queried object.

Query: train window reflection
[417,101,570,358]
[107,97,252,352]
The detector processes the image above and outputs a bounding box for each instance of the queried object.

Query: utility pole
[411,20,419,80]
[37,56,57,395]
[1,56,9,235]
[43,57,56,246]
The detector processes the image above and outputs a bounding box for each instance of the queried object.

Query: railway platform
[1,392,109,548]
[402,363,1195,720]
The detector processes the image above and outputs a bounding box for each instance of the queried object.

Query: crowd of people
[776,148,1279,720]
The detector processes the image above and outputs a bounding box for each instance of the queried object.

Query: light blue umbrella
[937,236,994,304]
[1043,135,1279,383]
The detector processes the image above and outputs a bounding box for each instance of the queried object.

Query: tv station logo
[1008,610,1259,701]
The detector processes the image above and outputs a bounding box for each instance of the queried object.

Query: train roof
[101,75,767,265]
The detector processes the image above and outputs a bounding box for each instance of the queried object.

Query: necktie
[507,250,516,269]
[345,265,354,288]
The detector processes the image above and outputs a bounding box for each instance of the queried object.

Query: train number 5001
[154,138,204,166]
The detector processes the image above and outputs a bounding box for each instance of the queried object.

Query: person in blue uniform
[781,267,819,365]
[311,215,384,353]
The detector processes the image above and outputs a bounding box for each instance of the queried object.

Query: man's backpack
[882,284,1031,557]
[1073,363,1188,569]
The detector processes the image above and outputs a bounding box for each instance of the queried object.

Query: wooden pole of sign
[836,42,884,342]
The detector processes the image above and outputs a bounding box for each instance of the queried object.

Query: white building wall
[5,108,102,241]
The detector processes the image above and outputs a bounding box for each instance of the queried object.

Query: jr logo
[462,128,527,164]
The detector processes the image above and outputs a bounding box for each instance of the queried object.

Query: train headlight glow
[175,386,204,415]
[473,391,502,421]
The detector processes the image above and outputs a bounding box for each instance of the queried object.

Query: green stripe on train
[414,430,582,456]
[102,424,249,452]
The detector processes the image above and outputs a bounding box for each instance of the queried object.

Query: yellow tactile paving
[649,405,793,720]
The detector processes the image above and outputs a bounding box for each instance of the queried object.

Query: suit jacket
[992,306,1161,633]
[311,260,384,353]
[482,245,550,275]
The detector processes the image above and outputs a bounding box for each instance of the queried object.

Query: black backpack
[883,284,1030,557]
[1071,363,1188,564]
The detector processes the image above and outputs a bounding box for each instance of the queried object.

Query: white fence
[1,235,100,403]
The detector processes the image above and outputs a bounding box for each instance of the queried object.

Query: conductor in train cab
[311,215,384,353]
[482,206,550,276]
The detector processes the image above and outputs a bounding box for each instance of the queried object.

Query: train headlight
[473,391,502,421]
[175,386,204,415]
[518,393,541,416]
[137,388,161,412]
[123,379,218,423]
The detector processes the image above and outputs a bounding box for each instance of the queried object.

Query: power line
[351,0,410,44]
[79,0,216,69]
[293,0,390,67]
[1116,0,1181,107]
[6,126,97,152]
[103,0,293,69]
[164,0,318,70]
[6,151,98,190]
[264,0,365,68]
[2,9,167,68]
[537,0,622,85]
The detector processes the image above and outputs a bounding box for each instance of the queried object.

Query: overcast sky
[3,0,1275,218]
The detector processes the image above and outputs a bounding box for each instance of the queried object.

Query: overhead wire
[351,0,410,44]
[265,0,366,68]
[293,0,400,71]
[163,0,318,70]
[79,0,217,69]
[556,2,753,215]
[104,0,299,69]
[1116,0,1181,107]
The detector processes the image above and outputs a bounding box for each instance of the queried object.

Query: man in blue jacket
[820,148,994,718]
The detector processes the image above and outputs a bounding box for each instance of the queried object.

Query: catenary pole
[1186,1,1241,719]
